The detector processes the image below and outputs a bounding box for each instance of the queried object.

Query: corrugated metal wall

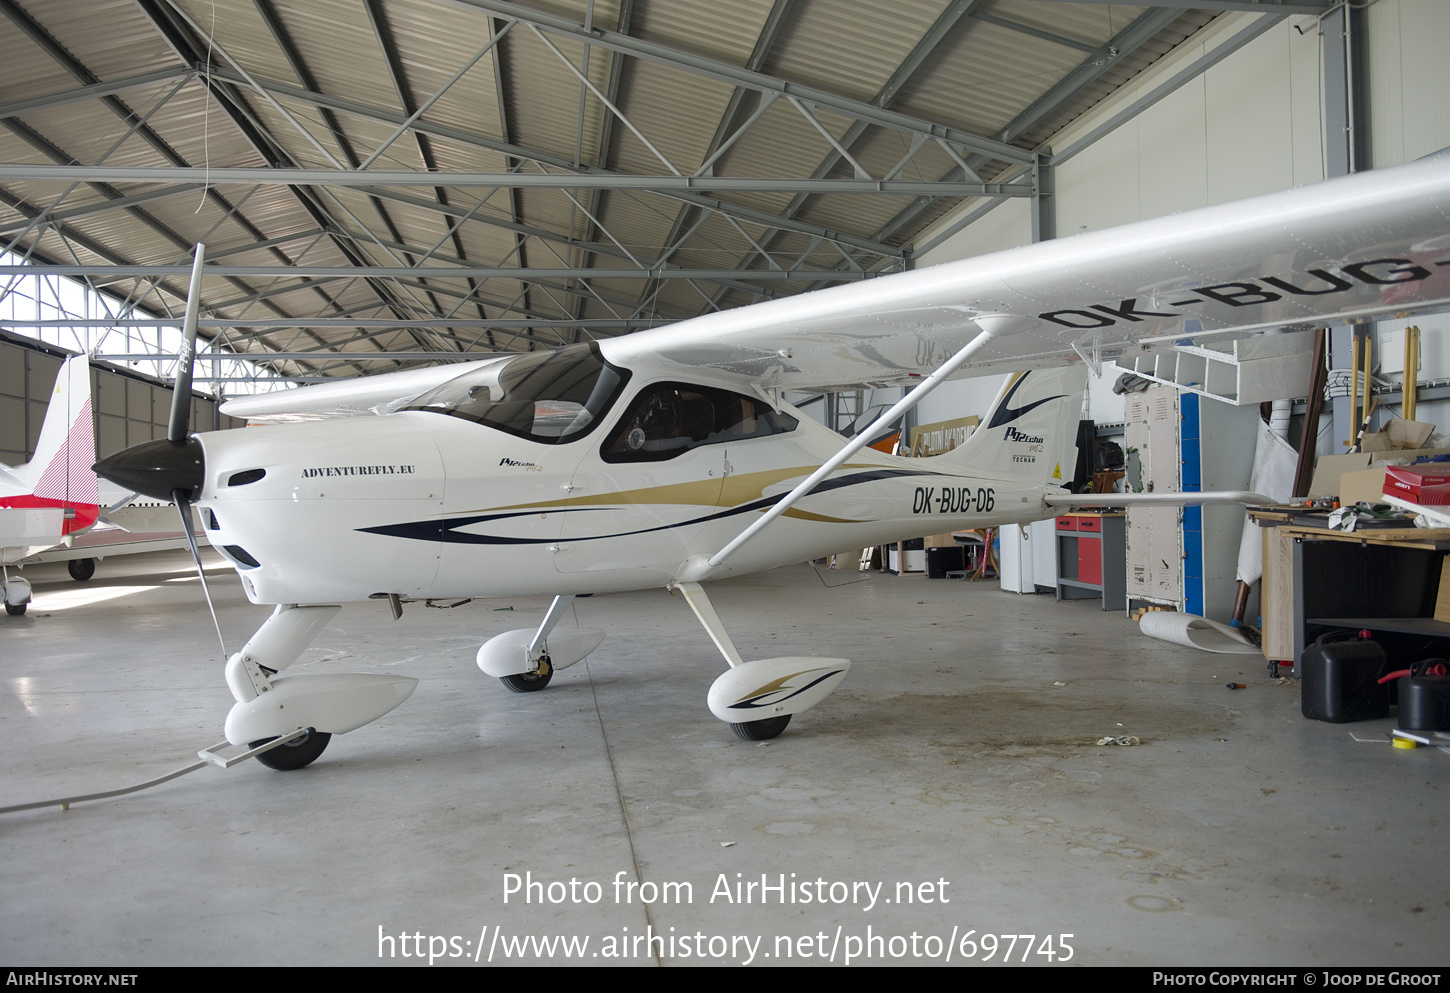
[0,335,241,469]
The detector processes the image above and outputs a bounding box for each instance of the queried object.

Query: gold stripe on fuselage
[473,463,881,516]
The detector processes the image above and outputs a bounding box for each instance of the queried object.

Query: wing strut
[1045,492,1271,508]
[706,328,1002,571]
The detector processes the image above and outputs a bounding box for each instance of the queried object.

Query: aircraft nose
[93,437,205,502]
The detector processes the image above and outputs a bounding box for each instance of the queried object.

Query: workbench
[1254,510,1450,676]
[1055,512,1125,610]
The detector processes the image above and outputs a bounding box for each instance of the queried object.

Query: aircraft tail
[934,366,1087,487]
[13,356,99,534]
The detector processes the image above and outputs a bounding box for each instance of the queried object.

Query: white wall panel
[915,196,1030,269]
[1369,0,1450,167]
[922,2,1442,264]
[1371,0,1405,165]
[1133,78,1210,222]
[1204,25,1297,203]
[1055,125,1143,235]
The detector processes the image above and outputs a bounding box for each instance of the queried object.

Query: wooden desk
[1257,519,1450,675]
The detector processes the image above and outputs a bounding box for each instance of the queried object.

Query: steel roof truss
[444,0,1032,166]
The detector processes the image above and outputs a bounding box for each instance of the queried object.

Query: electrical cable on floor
[0,759,208,815]
[0,732,306,816]
[810,559,871,588]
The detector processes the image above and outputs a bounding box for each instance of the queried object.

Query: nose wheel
[250,729,331,770]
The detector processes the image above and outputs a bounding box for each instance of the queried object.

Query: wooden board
[1277,526,1450,550]
[1261,525,1295,662]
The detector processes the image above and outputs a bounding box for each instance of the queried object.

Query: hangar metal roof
[0,1,1321,383]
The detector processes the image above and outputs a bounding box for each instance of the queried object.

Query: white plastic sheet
[1139,611,1261,654]
[1235,418,1299,585]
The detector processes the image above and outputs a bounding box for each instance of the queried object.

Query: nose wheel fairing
[222,604,417,764]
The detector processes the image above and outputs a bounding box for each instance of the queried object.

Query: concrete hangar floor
[1,549,1444,967]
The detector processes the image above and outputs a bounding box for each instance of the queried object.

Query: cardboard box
[1309,447,1450,499]
[1339,466,1395,506]
[1359,419,1436,452]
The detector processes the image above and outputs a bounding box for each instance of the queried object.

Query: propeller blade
[173,487,225,658]
[167,244,205,445]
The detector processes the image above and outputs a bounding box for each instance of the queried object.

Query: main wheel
[67,558,96,582]
[500,668,552,693]
[4,601,25,616]
[250,729,331,770]
[730,714,791,741]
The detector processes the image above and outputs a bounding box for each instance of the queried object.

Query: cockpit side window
[403,343,630,444]
[602,382,798,463]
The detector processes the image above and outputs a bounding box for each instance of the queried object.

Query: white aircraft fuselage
[197,354,1064,606]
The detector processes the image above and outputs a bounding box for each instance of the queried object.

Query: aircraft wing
[20,522,204,565]
[221,356,508,423]
[223,152,1450,419]
[601,151,1450,392]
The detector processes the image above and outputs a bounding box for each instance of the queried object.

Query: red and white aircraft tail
[2,355,100,563]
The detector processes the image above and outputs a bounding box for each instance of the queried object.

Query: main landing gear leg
[673,582,851,742]
[477,595,606,689]
[503,594,573,692]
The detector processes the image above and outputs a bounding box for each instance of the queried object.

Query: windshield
[404,343,630,444]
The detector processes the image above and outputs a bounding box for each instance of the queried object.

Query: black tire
[730,714,791,741]
[500,668,552,693]
[68,558,96,582]
[4,601,25,616]
[250,729,331,770]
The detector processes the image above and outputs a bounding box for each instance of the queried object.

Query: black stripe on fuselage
[356,468,935,545]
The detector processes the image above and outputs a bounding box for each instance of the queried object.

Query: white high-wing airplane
[94,153,1450,770]
[1,355,99,614]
